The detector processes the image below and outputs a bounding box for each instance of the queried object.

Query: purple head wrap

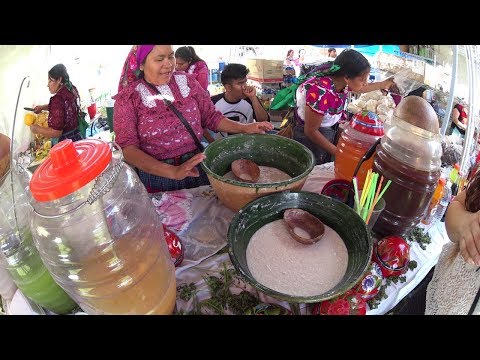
[117,45,156,92]
[136,45,155,66]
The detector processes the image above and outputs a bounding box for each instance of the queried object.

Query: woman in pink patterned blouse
[294,49,395,165]
[115,45,273,193]
[175,46,209,91]
[31,64,83,143]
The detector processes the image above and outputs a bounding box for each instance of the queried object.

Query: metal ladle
[283,208,325,245]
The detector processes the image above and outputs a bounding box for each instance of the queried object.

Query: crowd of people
[113,45,272,193]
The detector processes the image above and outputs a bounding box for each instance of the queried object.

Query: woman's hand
[172,153,206,180]
[381,77,396,91]
[33,105,46,114]
[457,210,480,266]
[242,121,274,134]
[30,124,41,134]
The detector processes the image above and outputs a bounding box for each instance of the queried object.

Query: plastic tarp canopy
[312,45,400,56]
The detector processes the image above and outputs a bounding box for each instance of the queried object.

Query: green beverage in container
[0,167,77,314]
[2,228,77,314]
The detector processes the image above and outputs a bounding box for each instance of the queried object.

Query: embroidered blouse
[187,60,209,91]
[48,86,80,133]
[113,72,223,160]
[296,76,348,127]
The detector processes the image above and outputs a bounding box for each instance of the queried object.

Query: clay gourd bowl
[283,208,325,245]
[231,159,260,183]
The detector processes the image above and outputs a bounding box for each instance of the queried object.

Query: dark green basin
[201,134,315,211]
[227,190,373,303]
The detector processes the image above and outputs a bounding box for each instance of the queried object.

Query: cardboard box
[246,59,283,82]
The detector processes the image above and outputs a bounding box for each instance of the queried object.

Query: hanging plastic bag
[78,111,89,139]
[270,86,298,110]
[390,68,424,96]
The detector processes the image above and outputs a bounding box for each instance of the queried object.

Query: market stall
[1,45,479,316]
[3,162,450,315]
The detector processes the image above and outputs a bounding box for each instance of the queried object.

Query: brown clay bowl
[201,134,315,212]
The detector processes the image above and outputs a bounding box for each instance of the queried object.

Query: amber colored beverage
[335,134,376,189]
[372,145,440,237]
[334,112,384,189]
[69,233,176,315]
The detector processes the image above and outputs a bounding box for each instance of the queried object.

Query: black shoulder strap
[144,80,205,152]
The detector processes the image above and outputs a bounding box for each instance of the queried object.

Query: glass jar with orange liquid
[334,111,384,189]
[29,139,176,315]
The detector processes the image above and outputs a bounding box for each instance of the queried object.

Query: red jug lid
[349,110,384,136]
[30,139,112,201]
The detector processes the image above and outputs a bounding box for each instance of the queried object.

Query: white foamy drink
[246,219,348,297]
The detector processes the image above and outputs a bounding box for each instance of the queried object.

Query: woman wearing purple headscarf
[114,45,273,193]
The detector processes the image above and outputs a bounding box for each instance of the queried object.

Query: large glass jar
[0,166,77,314]
[29,139,176,315]
[372,97,442,237]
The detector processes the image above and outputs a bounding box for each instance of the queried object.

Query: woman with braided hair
[31,63,83,143]
[290,49,396,165]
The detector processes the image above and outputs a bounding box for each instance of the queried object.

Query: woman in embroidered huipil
[31,64,83,143]
[174,46,210,92]
[114,45,273,193]
[293,49,395,165]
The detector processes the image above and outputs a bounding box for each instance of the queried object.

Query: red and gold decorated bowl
[311,289,367,315]
[373,235,410,278]
[355,261,383,300]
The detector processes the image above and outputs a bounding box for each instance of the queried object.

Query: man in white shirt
[209,63,270,140]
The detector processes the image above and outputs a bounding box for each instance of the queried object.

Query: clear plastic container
[380,114,442,172]
[29,139,176,315]
[434,181,452,223]
[0,266,17,301]
[422,178,446,225]
[335,111,384,189]
[0,166,77,314]
[372,113,442,237]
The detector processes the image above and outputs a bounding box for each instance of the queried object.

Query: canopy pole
[460,45,478,176]
[440,45,458,137]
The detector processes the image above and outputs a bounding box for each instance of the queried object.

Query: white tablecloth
[6,163,450,315]
[172,162,450,315]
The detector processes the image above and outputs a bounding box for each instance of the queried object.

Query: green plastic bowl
[201,134,315,211]
[227,191,373,303]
